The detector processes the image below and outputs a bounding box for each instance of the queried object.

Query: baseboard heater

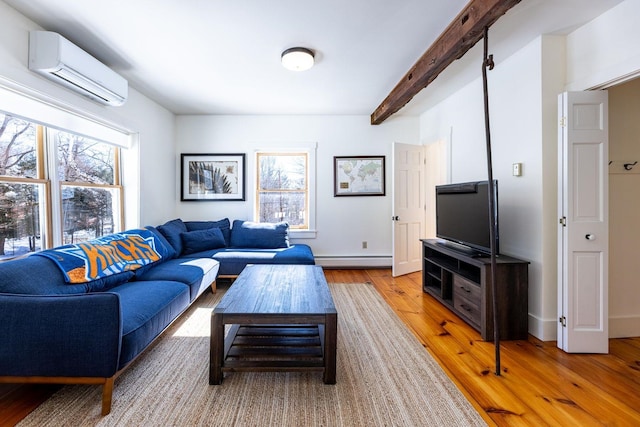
[313,256,391,269]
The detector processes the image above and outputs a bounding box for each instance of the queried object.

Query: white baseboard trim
[528,313,557,341]
[529,314,640,340]
[314,256,392,268]
[609,315,640,338]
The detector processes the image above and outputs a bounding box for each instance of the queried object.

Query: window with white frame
[256,152,308,228]
[254,143,316,236]
[0,112,123,259]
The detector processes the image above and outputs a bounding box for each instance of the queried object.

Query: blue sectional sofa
[0,218,314,415]
[158,218,315,277]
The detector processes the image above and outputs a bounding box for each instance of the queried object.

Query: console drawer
[454,294,481,326]
[453,275,481,302]
[453,276,481,326]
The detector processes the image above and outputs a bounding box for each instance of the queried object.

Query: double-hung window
[0,112,123,259]
[53,129,122,245]
[254,143,316,238]
[256,152,308,227]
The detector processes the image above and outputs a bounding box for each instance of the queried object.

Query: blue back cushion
[185,218,231,247]
[230,220,290,249]
[0,255,132,294]
[157,218,187,255]
[181,228,226,255]
[0,256,82,294]
[145,226,177,260]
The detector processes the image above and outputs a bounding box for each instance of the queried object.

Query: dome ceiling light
[281,47,315,71]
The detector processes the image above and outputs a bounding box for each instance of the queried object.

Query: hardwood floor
[2,268,640,426]
[325,269,640,426]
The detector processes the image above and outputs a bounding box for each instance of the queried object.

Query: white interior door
[558,90,609,353]
[392,142,425,277]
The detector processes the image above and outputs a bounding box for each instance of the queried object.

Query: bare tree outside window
[0,115,37,177]
[56,132,115,184]
[257,153,308,228]
[54,130,118,244]
[0,114,40,257]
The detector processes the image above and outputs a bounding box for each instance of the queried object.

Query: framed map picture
[333,156,385,197]
[181,153,245,201]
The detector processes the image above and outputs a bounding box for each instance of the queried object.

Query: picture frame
[180,153,245,201]
[333,155,385,197]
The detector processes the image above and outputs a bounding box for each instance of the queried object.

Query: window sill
[290,229,317,239]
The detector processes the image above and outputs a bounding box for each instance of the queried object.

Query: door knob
[585,234,596,240]
[392,216,399,221]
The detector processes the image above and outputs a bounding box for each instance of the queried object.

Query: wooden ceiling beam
[370,0,521,125]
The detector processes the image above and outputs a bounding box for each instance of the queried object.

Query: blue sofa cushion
[145,226,177,259]
[185,218,231,246]
[184,244,315,276]
[0,253,136,294]
[0,256,88,295]
[230,220,290,249]
[180,228,226,255]
[135,257,214,301]
[108,280,190,368]
[157,218,187,256]
[157,218,188,255]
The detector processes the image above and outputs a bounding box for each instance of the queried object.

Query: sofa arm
[0,293,122,378]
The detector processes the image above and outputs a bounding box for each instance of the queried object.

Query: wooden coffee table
[209,264,337,385]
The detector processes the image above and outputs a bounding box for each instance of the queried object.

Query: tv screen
[435,180,498,256]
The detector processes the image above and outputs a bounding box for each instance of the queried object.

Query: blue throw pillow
[145,226,177,259]
[184,218,231,246]
[181,228,226,255]
[157,218,187,255]
[230,220,290,249]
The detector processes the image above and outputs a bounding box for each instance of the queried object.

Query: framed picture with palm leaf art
[180,153,245,201]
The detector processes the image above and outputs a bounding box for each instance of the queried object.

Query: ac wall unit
[28,31,128,106]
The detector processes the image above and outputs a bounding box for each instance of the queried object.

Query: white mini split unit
[28,31,128,106]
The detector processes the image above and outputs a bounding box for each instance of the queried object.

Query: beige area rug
[18,282,486,427]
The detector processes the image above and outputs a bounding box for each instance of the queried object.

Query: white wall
[566,0,640,91]
[175,115,419,265]
[0,1,176,227]
[420,36,555,339]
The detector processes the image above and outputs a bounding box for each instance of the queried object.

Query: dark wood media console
[421,239,529,341]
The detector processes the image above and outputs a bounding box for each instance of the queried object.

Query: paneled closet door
[557,90,609,353]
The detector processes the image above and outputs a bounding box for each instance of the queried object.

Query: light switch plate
[512,162,522,176]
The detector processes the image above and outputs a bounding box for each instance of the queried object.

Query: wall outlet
[362,241,367,249]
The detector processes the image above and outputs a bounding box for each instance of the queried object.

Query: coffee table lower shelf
[223,323,327,370]
[210,312,337,384]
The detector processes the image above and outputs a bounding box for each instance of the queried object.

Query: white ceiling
[3,0,625,117]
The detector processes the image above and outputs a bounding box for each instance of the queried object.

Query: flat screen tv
[435,180,498,256]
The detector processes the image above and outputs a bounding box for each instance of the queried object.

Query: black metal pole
[481,26,501,376]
